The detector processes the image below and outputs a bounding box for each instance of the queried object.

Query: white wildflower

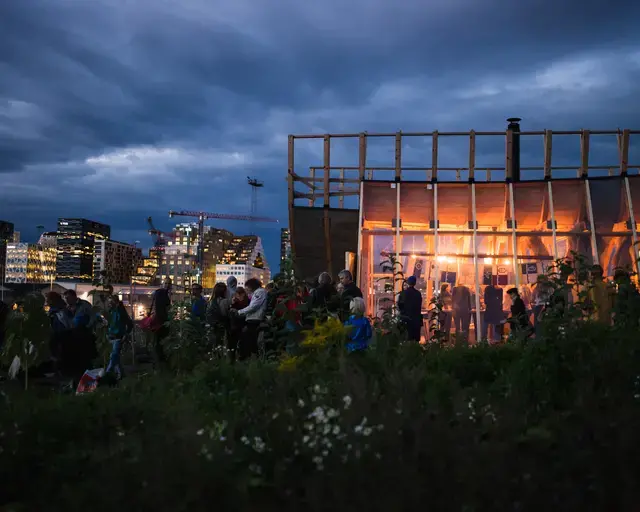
[363,427,373,437]
[297,399,305,407]
[342,395,352,409]
[197,429,205,436]
[332,425,341,435]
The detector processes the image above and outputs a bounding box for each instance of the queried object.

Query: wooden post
[309,168,315,207]
[323,135,333,277]
[471,183,482,343]
[469,130,476,181]
[544,130,552,180]
[580,129,590,178]
[287,135,295,261]
[432,131,439,181]
[395,132,402,181]
[339,168,345,208]
[619,129,630,175]
[358,133,367,181]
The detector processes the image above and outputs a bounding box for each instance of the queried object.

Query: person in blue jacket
[106,295,133,379]
[344,297,373,352]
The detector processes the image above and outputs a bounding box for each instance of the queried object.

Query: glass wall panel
[598,235,635,278]
[361,233,397,318]
[362,182,397,231]
[589,178,628,233]
[513,182,551,232]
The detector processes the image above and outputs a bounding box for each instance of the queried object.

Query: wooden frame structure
[288,126,640,339]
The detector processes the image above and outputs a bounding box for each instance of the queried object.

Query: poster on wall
[440,271,457,286]
[482,265,493,285]
[521,263,538,283]
[496,265,509,286]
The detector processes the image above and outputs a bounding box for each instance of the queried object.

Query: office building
[280,228,291,266]
[56,218,110,281]
[0,220,15,280]
[4,243,57,284]
[37,231,58,248]
[215,235,271,288]
[160,223,235,289]
[93,239,143,284]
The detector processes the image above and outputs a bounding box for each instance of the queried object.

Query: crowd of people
[1,262,637,387]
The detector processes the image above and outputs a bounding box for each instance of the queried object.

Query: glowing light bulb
[411,253,417,259]
[504,259,511,265]
[437,256,446,263]
[483,257,493,264]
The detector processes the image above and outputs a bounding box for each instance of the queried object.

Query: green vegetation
[1,257,640,511]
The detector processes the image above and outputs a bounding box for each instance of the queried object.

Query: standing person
[309,272,337,311]
[226,276,238,300]
[483,283,504,342]
[45,292,73,375]
[105,295,133,379]
[502,288,531,338]
[344,297,373,352]
[0,299,9,351]
[207,282,230,347]
[237,278,267,360]
[532,276,552,336]
[149,277,172,363]
[398,276,423,342]
[452,283,472,337]
[338,270,362,321]
[92,285,113,317]
[62,289,98,383]
[190,283,207,323]
[228,287,249,359]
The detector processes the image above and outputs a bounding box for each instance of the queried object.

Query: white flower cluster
[467,397,497,424]
[197,420,229,461]
[294,388,383,470]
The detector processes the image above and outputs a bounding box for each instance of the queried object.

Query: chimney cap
[507,117,522,123]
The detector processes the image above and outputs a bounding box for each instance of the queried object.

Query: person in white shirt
[237,278,267,360]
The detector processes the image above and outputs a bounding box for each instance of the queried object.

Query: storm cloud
[1,0,639,266]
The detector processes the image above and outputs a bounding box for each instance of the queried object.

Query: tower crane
[168,210,279,284]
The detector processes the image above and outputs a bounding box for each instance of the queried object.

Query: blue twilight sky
[1,0,640,270]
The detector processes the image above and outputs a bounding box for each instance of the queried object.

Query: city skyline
[1,0,640,271]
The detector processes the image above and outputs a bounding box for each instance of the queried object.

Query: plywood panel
[400,183,433,225]
[362,182,396,225]
[589,178,627,231]
[475,183,507,228]
[292,207,358,280]
[550,181,587,230]
[438,184,470,228]
[513,182,548,230]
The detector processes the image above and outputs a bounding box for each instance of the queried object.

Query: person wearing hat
[398,276,423,342]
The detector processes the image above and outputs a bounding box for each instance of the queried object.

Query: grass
[2,314,640,511]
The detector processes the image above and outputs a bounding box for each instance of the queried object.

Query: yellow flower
[278,355,302,372]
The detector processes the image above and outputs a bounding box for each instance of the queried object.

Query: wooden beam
[469,130,476,180]
[395,132,402,180]
[323,134,333,276]
[339,168,345,208]
[543,129,552,179]
[287,134,295,261]
[309,168,315,207]
[358,133,367,181]
[619,128,630,175]
[431,131,438,181]
[580,129,590,178]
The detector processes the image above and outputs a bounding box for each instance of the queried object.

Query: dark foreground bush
[2,322,640,512]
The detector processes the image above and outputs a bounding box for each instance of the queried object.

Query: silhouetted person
[398,276,423,342]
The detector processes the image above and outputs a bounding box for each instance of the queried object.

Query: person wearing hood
[398,276,423,342]
[226,276,238,300]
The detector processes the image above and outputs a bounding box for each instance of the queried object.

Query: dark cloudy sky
[1,0,639,269]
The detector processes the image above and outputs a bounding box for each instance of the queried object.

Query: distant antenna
[247,177,264,235]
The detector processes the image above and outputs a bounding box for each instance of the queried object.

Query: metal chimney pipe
[507,118,521,182]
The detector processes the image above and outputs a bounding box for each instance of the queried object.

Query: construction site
[287,120,640,334]
[136,177,278,291]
